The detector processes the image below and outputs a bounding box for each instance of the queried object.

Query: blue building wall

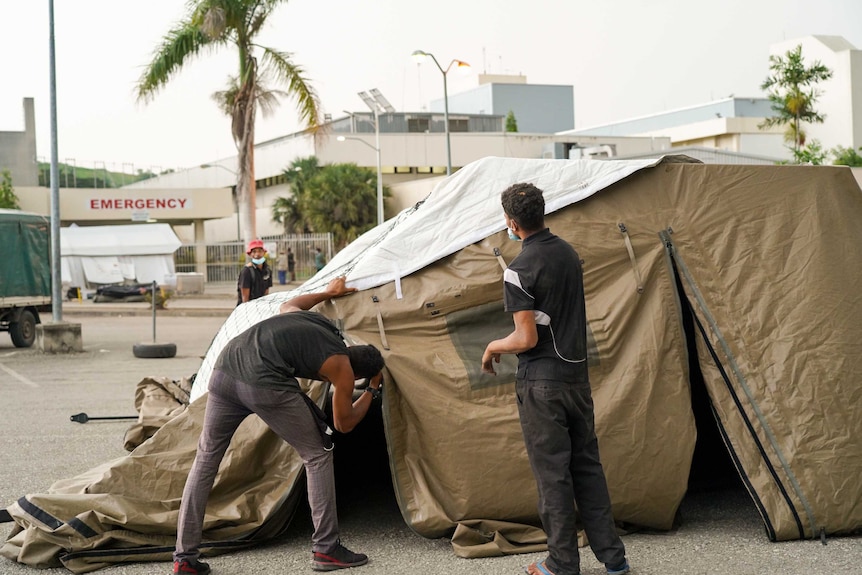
[432,83,574,133]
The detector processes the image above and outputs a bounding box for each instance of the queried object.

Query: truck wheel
[10,310,37,348]
[133,342,177,358]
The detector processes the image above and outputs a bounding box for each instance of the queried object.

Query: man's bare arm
[481,310,538,375]
[318,354,382,433]
[279,277,356,314]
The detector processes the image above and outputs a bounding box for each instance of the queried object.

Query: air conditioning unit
[569,144,615,160]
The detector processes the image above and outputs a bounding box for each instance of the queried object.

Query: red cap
[246,239,265,255]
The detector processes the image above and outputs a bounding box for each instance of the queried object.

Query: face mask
[507,227,521,241]
[251,257,266,265]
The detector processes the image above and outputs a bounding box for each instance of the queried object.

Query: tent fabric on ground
[123,375,195,452]
[60,223,182,288]
[3,157,862,572]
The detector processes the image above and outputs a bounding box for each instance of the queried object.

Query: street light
[201,163,240,240]
[200,163,236,175]
[411,50,470,176]
[337,135,383,226]
[339,89,394,226]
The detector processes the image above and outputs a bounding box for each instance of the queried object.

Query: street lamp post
[337,135,383,226]
[411,50,470,176]
[48,0,62,321]
[341,90,394,227]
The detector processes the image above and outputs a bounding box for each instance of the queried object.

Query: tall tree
[273,160,387,249]
[271,156,321,233]
[0,170,19,210]
[505,110,518,132]
[136,0,321,245]
[759,44,832,158]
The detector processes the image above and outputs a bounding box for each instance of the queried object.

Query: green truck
[0,209,52,347]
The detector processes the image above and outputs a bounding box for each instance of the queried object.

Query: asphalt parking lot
[1,313,860,575]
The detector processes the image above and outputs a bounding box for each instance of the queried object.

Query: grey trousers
[174,369,338,562]
[516,378,626,575]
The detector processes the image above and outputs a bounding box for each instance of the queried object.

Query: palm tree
[302,163,386,250]
[271,156,320,233]
[136,0,321,245]
[759,44,832,157]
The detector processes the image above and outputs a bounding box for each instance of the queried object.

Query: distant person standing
[276,247,289,285]
[237,239,272,305]
[287,247,296,282]
[481,183,630,575]
[314,247,326,272]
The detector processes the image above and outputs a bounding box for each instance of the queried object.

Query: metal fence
[175,233,333,284]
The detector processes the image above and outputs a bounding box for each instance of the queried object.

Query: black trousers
[516,378,626,575]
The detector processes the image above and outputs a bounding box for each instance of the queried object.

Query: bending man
[173,277,384,574]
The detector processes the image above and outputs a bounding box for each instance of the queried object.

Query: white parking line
[0,361,39,387]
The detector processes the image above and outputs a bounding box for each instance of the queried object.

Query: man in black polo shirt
[173,277,384,575]
[481,183,630,575]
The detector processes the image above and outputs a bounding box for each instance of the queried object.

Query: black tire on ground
[132,342,177,359]
[10,310,36,348]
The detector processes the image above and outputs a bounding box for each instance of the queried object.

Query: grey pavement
[60,281,301,318]
[1,312,860,575]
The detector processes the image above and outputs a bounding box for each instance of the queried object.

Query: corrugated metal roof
[608,145,781,165]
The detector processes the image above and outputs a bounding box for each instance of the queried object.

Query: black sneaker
[311,541,368,571]
[173,558,211,575]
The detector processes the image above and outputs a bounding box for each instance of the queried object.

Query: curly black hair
[501,182,545,232]
[345,344,385,379]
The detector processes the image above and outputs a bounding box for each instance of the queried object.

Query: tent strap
[618,223,644,294]
[493,247,508,271]
[660,229,819,538]
[372,295,390,350]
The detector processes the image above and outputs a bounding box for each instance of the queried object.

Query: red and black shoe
[311,540,368,571]
[173,558,212,575]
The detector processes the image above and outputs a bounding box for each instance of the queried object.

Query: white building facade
[563,36,862,163]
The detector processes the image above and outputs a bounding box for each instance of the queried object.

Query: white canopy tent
[60,223,182,288]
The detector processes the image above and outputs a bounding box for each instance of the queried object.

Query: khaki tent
[4,157,862,572]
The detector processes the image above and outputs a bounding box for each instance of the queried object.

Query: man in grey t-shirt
[173,277,384,575]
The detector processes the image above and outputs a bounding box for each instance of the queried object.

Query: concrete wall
[0,98,38,186]
[388,176,445,215]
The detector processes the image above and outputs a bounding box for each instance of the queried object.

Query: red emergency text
[89,198,190,210]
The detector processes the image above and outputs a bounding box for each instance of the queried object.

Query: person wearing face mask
[482,183,630,575]
[236,239,273,306]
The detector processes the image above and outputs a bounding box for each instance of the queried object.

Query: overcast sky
[2,0,861,172]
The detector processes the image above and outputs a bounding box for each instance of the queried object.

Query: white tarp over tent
[190,156,662,402]
[60,223,182,288]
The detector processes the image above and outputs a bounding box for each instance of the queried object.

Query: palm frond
[259,46,321,129]
[200,5,227,39]
[211,75,241,116]
[256,88,291,117]
[136,22,217,102]
[248,0,287,35]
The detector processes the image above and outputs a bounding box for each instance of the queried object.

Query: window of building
[408,118,430,133]
[449,118,469,132]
